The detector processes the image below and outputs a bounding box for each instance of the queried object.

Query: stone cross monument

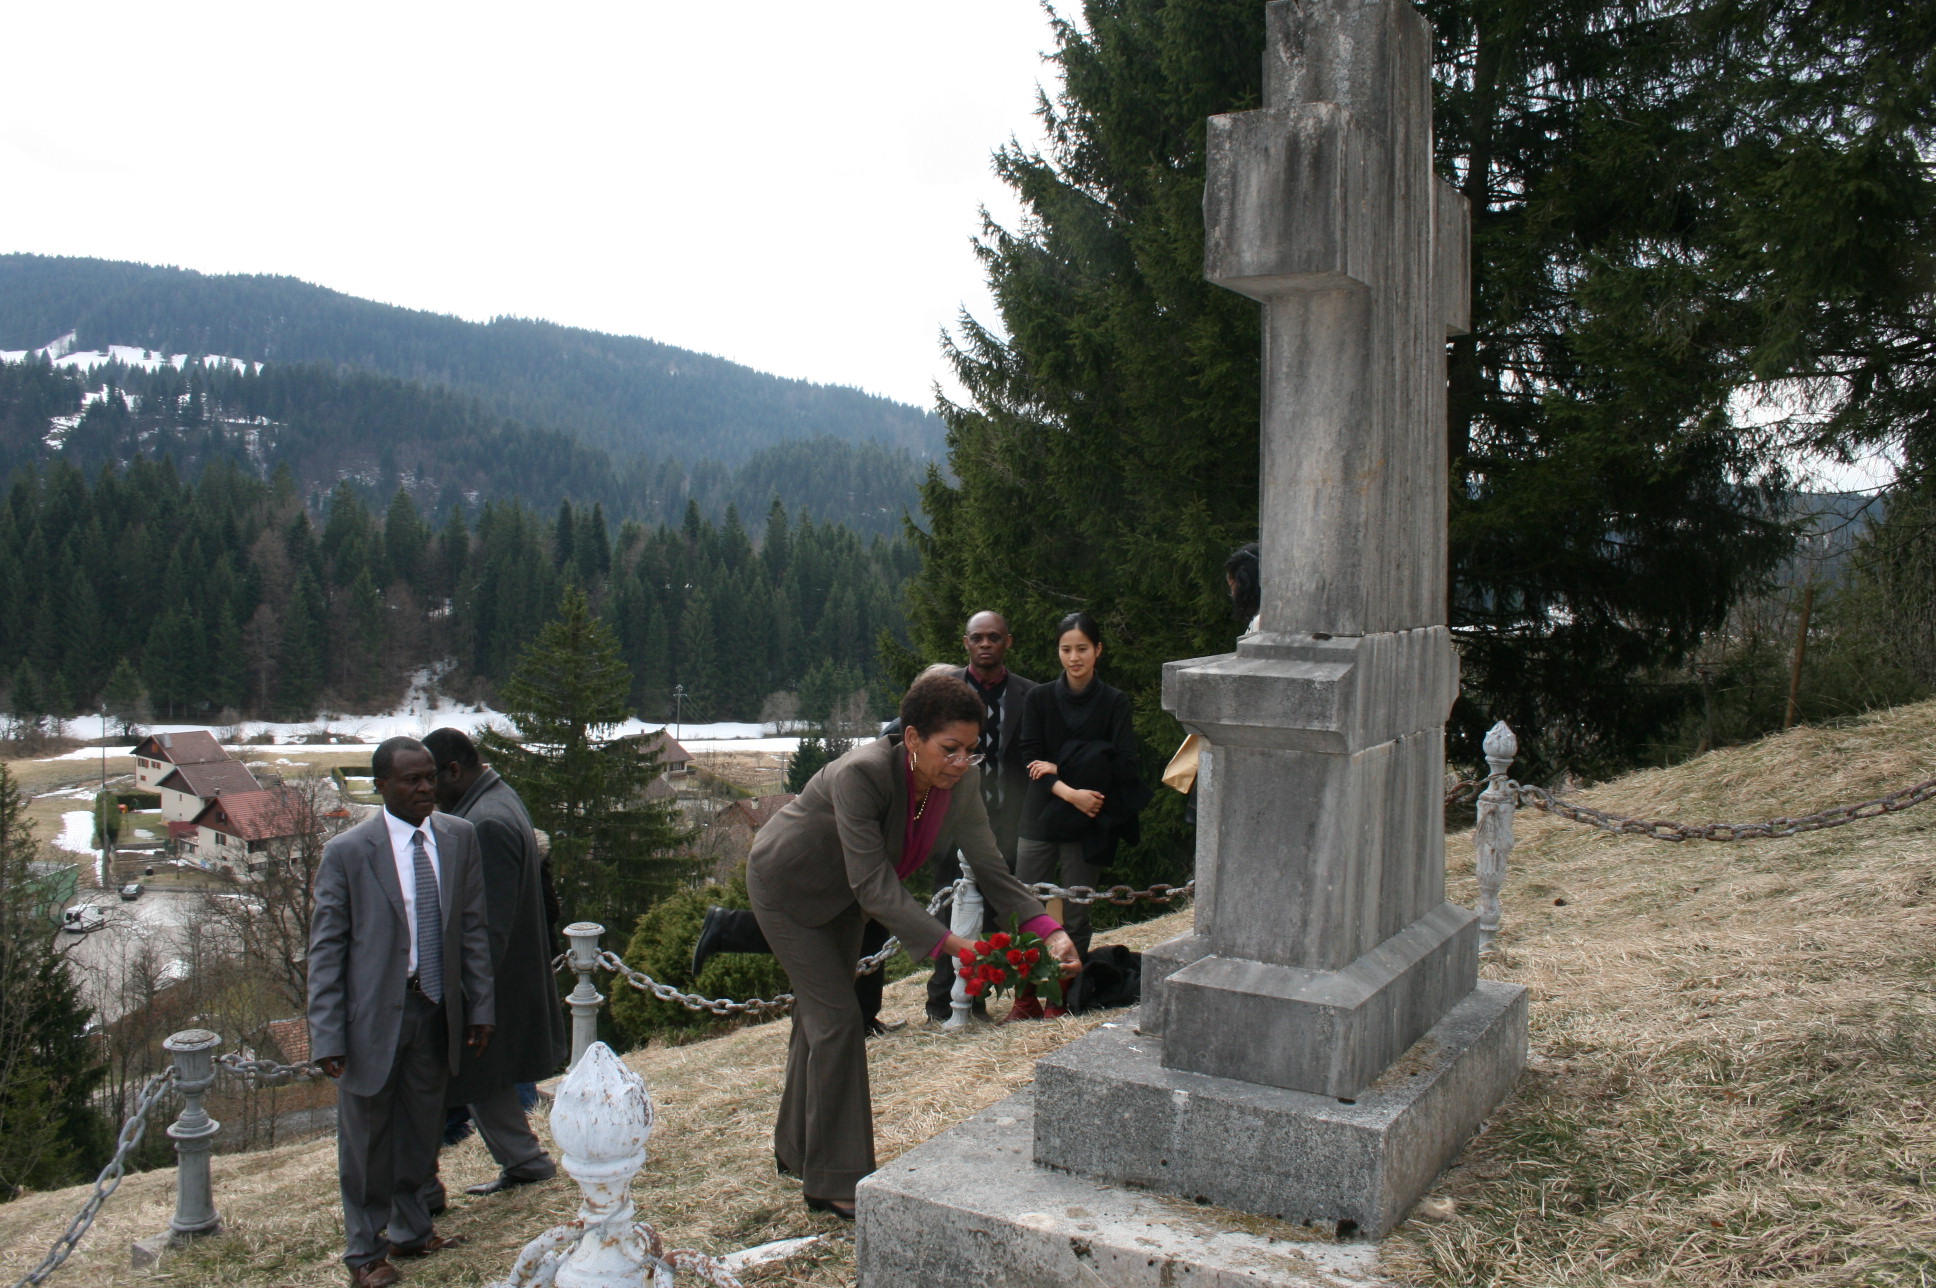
[857,1,1526,1278]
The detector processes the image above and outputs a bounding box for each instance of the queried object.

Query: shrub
[608,868,792,1047]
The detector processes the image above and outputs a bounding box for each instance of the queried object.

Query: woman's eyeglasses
[940,749,985,767]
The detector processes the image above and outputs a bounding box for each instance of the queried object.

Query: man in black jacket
[421,728,566,1198]
[918,611,1037,1021]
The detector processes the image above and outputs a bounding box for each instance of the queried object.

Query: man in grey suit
[308,737,495,1288]
[421,727,565,1198]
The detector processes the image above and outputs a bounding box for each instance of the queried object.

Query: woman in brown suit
[748,667,1079,1218]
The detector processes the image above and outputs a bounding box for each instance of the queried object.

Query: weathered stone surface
[1161,903,1478,1096]
[856,1088,1396,1288]
[1033,984,1527,1239]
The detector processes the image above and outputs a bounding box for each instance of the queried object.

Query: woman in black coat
[1015,612,1143,999]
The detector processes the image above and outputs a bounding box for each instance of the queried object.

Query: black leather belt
[407,975,426,993]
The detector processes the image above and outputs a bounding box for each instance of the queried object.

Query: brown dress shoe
[349,1259,400,1288]
[388,1233,466,1259]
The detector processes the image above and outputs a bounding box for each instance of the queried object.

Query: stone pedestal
[1034,986,1525,1238]
[856,1088,1394,1288]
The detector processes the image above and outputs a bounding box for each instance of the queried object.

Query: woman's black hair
[1224,542,1261,626]
[1055,611,1103,648]
[899,664,986,736]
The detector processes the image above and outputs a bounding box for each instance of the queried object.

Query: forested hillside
[0,254,943,464]
[0,357,924,536]
[0,458,913,726]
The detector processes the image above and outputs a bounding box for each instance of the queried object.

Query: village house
[131,731,261,823]
[186,786,320,875]
[629,730,694,777]
[700,793,796,883]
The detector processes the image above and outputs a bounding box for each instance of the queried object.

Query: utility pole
[1785,584,1817,730]
[672,685,687,743]
[99,708,110,890]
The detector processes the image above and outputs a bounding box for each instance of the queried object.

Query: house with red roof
[188,787,320,875]
[130,730,229,791]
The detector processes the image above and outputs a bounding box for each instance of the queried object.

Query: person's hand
[1027,760,1058,780]
[318,1056,346,1079]
[1043,930,1081,977]
[1064,787,1106,817]
[941,933,978,960]
[466,1024,494,1056]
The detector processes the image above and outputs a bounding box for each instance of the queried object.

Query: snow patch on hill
[0,331,259,374]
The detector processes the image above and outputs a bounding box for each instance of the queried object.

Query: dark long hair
[1225,543,1260,625]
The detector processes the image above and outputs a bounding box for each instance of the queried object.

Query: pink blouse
[902,761,1061,957]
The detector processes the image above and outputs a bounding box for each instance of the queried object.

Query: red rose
[974,940,992,955]
[959,948,976,966]
[990,932,1012,950]
[1024,949,1040,964]
[965,979,985,997]
[989,968,1007,984]
[958,966,973,980]
[1006,949,1025,965]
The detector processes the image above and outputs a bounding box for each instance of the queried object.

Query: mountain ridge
[0,254,943,466]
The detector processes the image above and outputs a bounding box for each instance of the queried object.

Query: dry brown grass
[7,702,1936,1287]
[1389,701,1936,1286]
[0,914,1192,1288]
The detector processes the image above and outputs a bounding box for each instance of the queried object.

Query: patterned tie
[411,830,444,1004]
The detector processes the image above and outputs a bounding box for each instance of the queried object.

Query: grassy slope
[4,704,1934,1286]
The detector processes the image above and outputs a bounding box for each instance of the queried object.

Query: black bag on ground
[1063,945,1141,1013]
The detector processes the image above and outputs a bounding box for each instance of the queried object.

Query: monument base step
[854,1089,1395,1288]
[1034,980,1527,1238]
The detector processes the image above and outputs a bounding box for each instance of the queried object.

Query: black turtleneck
[1015,674,1137,840]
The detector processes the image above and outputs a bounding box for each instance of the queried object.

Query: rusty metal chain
[1443,779,1486,807]
[599,949,795,1016]
[9,1069,177,1288]
[216,1053,324,1084]
[1512,774,1936,842]
[1025,880,1197,906]
[595,881,1194,1016]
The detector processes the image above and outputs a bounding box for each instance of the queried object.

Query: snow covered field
[35,705,802,763]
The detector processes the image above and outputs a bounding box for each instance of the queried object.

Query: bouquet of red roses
[955,923,1063,1006]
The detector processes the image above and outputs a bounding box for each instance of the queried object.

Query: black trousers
[709,909,887,1024]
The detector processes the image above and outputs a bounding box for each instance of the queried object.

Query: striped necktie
[411,830,444,1004]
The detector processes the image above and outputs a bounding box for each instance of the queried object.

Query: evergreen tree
[101,659,149,736]
[0,764,109,1194]
[275,571,327,717]
[913,0,1930,779]
[383,488,430,589]
[479,587,690,931]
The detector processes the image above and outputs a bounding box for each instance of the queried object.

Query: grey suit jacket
[307,809,495,1098]
[746,733,1050,959]
[443,770,567,1100]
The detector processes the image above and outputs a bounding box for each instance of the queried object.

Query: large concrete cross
[1032,0,1525,1239]
[1154,0,1477,1099]
[855,4,1527,1265]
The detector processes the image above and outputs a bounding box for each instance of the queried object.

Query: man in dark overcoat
[422,727,566,1196]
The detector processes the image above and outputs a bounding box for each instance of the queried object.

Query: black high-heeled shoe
[804,1195,856,1220]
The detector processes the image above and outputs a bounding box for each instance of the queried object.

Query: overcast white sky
[0,0,1067,410]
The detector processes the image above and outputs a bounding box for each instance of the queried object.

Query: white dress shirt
[383,808,442,977]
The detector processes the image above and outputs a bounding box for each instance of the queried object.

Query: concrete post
[163,1029,222,1240]
[563,922,606,1071]
[1474,721,1518,951]
[945,871,984,1030]
[527,1042,654,1288]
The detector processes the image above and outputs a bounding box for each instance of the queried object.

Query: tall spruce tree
[479,587,690,931]
[913,0,1933,780]
[0,764,108,1195]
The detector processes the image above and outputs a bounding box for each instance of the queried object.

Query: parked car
[118,882,144,901]
[62,905,107,934]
